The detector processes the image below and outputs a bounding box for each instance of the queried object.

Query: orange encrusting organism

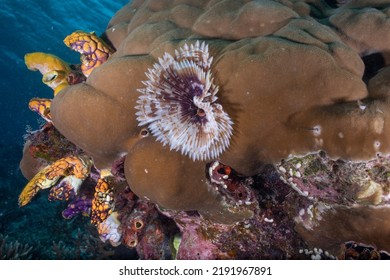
[64,30,114,77]
[28,98,52,122]
[18,156,92,207]
[91,175,115,225]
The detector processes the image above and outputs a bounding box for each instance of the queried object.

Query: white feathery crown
[135,41,233,161]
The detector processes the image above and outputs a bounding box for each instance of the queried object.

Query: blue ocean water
[0,0,127,147]
[0,0,130,259]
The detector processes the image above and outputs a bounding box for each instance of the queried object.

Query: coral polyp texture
[19,0,390,259]
[136,41,233,161]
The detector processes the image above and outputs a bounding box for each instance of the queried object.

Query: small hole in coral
[217,166,231,176]
[140,128,149,137]
[129,239,137,247]
[217,167,227,175]
[49,74,57,81]
[134,220,144,230]
[362,52,385,83]
[324,0,343,8]
[43,73,58,82]
[319,151,326,158]
[197,108,206,117]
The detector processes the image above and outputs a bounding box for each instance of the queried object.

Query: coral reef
[0,234,33,260]
[161,167,307,259]
[338,241,390,260]
[18,0,390,259]
[117,192,177,259]
[277,151,390,253]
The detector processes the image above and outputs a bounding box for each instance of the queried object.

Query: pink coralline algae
[18,0,390,259]
[160,165,309,259]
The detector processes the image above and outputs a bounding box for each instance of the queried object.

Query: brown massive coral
[46,0,390,225]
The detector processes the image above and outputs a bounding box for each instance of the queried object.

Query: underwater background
[0,0,133,259]
[3,0,390,261]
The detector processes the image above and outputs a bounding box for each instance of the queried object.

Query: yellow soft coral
[24,52,71,95]
[63,30,114,77]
